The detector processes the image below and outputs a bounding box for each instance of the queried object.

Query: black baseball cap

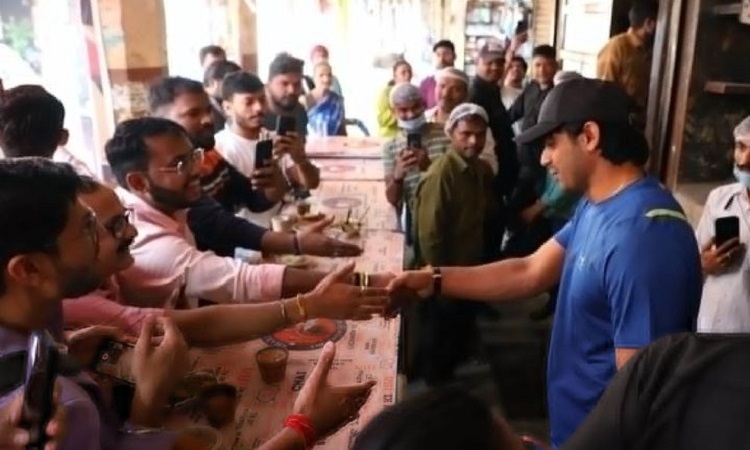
[515,78,635,145]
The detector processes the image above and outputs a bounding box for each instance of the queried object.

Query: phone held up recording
[21,330,59,450]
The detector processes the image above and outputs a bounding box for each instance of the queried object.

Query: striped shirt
[381,122,451,208]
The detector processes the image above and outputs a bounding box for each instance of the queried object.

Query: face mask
[734,166,750,188]
[398,114,426,132]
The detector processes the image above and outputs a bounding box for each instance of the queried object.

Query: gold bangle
[295,294,308,321]
[279,299,289,325]
[363,272,370,287]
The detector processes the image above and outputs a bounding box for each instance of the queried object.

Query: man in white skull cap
[410,102,505,384]
[695,115,750,333]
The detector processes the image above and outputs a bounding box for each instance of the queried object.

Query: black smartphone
[93,339,136,385]
[715,216,740,247]
[406,133,422,149]
[21,330,59,450]
[515,20,529,35]
[255,139,274,170]
[276,115,296,136]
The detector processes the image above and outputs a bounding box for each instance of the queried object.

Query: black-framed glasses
[157,149,204,175]
[104,208,133,240]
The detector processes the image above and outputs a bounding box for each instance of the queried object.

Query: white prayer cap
[444,103,489,136]
[734,116,750,140]
[435,67,469,86]
[389,83,422,107]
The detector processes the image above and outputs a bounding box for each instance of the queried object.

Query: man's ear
[125,171,149,193]
[58,129,70,147]
[5,255,46,289]
[580,121,602,154]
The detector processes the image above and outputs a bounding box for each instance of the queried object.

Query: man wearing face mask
[694,115,750,333]
[381,83,450,259]
[597,0,658,129]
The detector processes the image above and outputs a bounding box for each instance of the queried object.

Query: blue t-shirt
[548,177,701,448]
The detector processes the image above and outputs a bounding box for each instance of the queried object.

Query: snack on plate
[171,371,219,405]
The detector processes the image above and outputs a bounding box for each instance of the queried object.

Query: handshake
[301,262,434,322]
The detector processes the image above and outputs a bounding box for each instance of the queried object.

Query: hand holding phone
[21,331,59,450]
[406,132,422,150]
[715,216,740,247]
[276,116,296,137]
[701,216,744,275]
[255,140,274,170]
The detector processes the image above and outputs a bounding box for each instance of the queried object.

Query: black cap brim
[514,121,561,145]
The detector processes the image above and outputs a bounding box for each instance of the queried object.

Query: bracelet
[283,414,317,449]
[295,294,308,322]
[363,272,370,287]
[279,300,289,325]
[292,233,302,255]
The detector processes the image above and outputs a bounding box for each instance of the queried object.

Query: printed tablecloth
[313,158,385,182]
[167,231,405,449]
[307,181,398,232]
[306,136,385,159]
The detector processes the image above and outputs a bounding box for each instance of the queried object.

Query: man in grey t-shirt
[264,52,309,139]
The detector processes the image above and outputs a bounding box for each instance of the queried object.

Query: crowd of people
[3,0,750,448]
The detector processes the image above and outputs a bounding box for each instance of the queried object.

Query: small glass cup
[295,200,311,217]
[256,347,289,384]
[271,214,293,233]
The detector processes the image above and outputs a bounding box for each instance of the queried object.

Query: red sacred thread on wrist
[283,414,317,449]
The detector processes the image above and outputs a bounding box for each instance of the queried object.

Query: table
[306,136,386,159]
[308,181,399,232]
[167,228,404,447]
[313,158,385,182]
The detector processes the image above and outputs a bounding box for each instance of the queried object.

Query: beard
[149,182,197,211]
[56,263,103,298]
[190,128,216,150]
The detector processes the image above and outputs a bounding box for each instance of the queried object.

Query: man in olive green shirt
[410,103,503,384]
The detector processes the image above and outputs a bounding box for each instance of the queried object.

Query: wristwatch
[417,266,442,298]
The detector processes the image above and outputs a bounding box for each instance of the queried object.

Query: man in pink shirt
[64,176,390,343]
[104,116,389,309]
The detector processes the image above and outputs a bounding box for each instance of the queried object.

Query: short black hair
[199,45,226,64]
[510,55,528,72]
[203,60,242,87]
[352,387,502,450]
[105,117,188,189]
[221,71,264,101]
[561,121,650,166]
[0,158,82,295]
[268,52,304,80]
[78,174,103,194]
[629,0,658,27]
[0,85,66,158]
[532,44,556,60]
[433,40,455,54]
[148,76,205,113]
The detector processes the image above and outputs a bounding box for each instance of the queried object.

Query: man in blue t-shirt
[388,78,702,448]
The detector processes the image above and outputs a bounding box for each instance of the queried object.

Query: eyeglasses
[104,208,133,240]
[157,149,204,175]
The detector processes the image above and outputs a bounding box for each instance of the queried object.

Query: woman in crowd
[302,61,347,137]
[376,60,413,138]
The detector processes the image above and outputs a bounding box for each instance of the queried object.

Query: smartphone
[255,139,274,169]
[406,133,422,149]
[21,330,59,450]
[276,115,296,136]
[515,20,529,35]
[93,339,136,385]
[715,216,740,247]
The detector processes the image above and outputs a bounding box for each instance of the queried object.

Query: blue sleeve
[604,221,701,348]
[553,221,573,248]
[187,196,267,257]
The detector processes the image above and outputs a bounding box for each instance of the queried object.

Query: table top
[167,203,404,448]
[313,158,385,182]
[306,136,386,159]
[306,181,399,232]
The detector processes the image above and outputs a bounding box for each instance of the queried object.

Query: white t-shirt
[214,128,295,228]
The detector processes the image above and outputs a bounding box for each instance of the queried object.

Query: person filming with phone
[695,115,750,333]
[382,83,450,264]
